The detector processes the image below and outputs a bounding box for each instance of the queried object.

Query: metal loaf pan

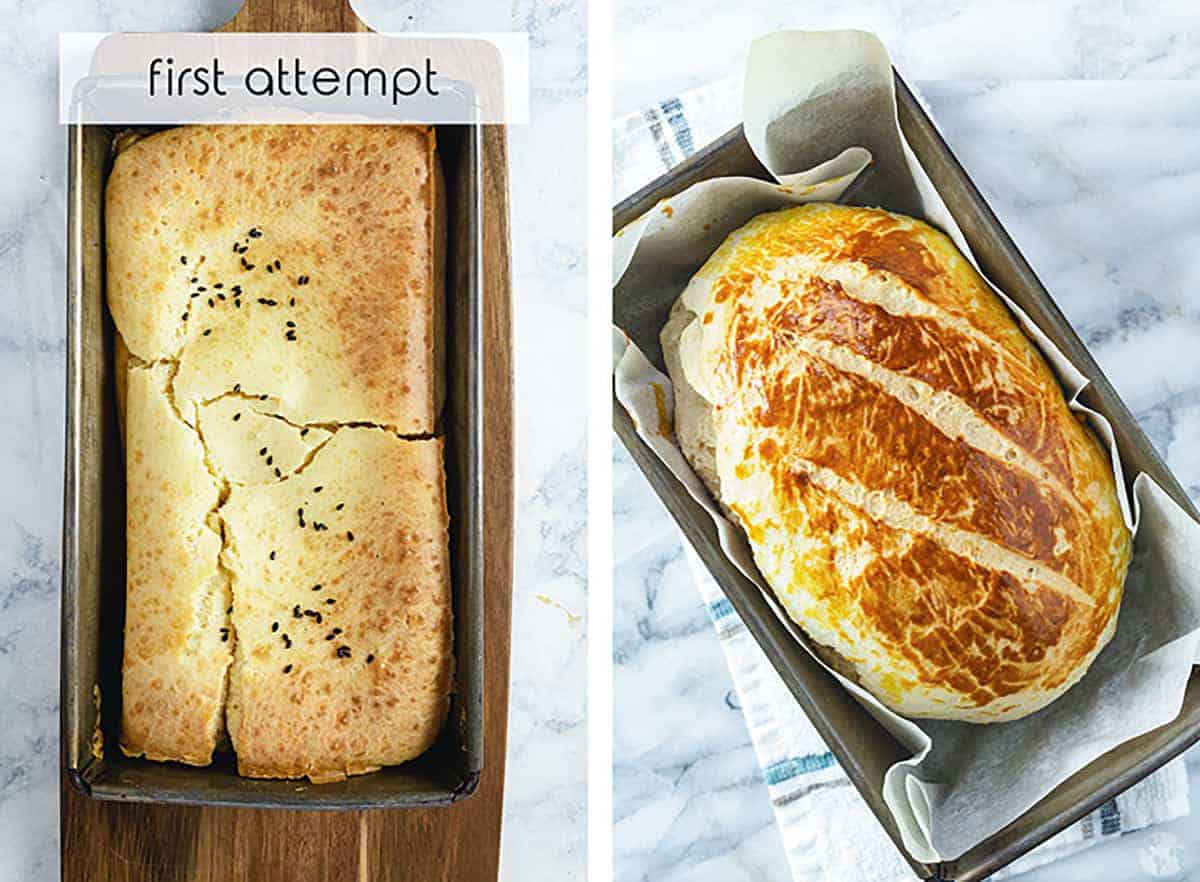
[62,122,484,808]
[613,74,1200,881]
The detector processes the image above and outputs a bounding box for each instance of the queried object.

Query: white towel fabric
[614,78,1191,881]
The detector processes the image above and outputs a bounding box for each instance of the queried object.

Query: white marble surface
[615,0,1200,117]
[0,1,586,881]
[614,4,1200,881]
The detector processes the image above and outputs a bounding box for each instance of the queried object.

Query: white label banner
[60,32,528,124]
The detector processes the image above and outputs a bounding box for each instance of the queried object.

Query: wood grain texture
[61,3,514,880]
[219,0,368,33]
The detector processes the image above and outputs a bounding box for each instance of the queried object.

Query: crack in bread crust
[775,456,1096,609]
[118,362,231,764]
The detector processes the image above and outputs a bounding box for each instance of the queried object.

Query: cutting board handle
[220,0,369,33]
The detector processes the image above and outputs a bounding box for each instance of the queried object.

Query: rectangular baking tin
[613,74,1200,881]
[62,121,485,809]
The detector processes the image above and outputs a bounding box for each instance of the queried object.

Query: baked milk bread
[663,203,1131,723]
[108,125,452,780]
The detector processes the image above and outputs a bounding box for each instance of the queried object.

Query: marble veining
[614,14,1200,881]
[0,1,586,880]
[614,0,1200,117]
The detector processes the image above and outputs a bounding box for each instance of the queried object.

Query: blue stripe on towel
[660,97,695,157]
[1099,798,1121,836]
[764,751,837,785]
[707,597,736,621]
[642,107,676,170]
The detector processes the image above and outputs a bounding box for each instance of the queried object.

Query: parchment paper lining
[612,29,1200,863]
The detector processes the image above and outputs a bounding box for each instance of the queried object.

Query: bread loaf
[663,203,1131,723]
[108,125,451,776]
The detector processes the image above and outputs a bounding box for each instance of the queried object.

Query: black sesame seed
[336,646,351,658]
[313,485,323,493]
[226,605,233,614]
[289,297,296,307]
[266,456,273,466]
[293,605,302,618]
[335,503,344,511]
[198,286,207,292]
[325,633,335,641]
[286,321,296,328]
[181,313,189,322]
[346,531,354,541]
[325,598,335,605]
[208,298,215,308]
[283,664,292,673]
[190,276,198,284]
[274,467,281,478]
[214,283,223,289]
[203,329,212,336]
[180,256,187,265]
[259,447,267,456]
[366,654,374,664]
[217,293,226,301]
[259,394,268,401]
[233,412,241,422]
[232,285,242,295]
[258,298,277,306]
[332,628,342,635]
[190,292,199,299]
[269,550,276,560]
[266,264,274,274]
[312,584,322,591]
[249,227,262,238]
[234,300,242,309]
[300,428,309,437]
[271,621,279,632]
[274,259,281,270]
[234,383,242,392]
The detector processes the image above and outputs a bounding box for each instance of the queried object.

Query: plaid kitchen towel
[614,81,1192,882]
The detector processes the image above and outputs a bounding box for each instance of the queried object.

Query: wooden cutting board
[60,2,514,880]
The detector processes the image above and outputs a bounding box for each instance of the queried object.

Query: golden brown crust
[106,125,441,433]
[222,431,452,782]
[667,203,1131,722]
[109,125,451,772]
[119,363,230,764]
